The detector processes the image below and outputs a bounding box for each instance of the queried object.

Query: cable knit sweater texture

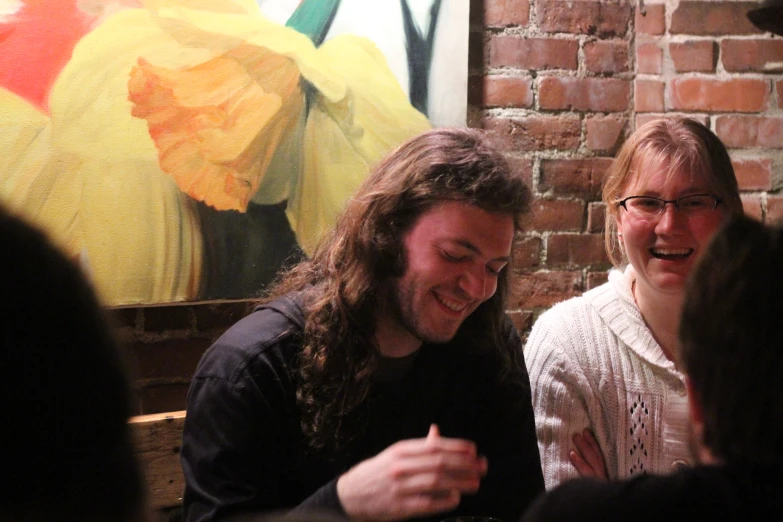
[525,267,693,490]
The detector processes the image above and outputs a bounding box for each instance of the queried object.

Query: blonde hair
[603,118,743,266]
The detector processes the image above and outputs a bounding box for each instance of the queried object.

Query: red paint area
[0,0,96,112]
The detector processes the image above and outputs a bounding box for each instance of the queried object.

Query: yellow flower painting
[0,0,467,305]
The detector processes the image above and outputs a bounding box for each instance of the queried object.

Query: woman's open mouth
[650,247,693,260]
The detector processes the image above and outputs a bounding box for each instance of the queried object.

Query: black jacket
[182,292,544,521]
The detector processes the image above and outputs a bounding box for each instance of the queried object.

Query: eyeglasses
[616,194,723,218]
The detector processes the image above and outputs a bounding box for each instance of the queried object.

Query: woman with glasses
[525,118,744,488]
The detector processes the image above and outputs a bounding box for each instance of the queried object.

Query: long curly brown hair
[265,128,531,453]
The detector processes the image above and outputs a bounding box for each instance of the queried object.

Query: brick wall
[120,0,783,415]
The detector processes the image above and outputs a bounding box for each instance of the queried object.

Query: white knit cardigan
[524,266,693,490]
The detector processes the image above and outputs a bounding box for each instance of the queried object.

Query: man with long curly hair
[181,128,545,522]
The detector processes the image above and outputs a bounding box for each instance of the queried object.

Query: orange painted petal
[127,45,303,211]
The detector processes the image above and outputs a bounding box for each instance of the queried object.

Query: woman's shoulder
[525,276,626,365]
[533,278,618,330]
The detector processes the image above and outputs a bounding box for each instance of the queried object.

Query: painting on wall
[0,0,469,306]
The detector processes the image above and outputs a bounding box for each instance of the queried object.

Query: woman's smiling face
[616,159,730,297]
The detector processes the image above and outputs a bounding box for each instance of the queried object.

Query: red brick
[506,157,535,191]
[479,75,534,108]
[537,0,632,36]
[584,40,629,73]
[635,79,665,112]
[635,113,710,129]
[669,78,769,112]
[636,43,663,74]
[715,116,783,148]
[741,194,763,221]
[670,2,763,36]
[778,80,783,109]
[721,39,783,73]
[586,115,626,153]
[547,233,610,267]
[538,77,630,112]
[136,384,190,415]
[481,116,582,151]
[129,338,212,381]
[670,41,716,73]
[507,310,534,335]
[488,36,579,69]
[512,236,542,270]
[143,306,193,332]
[540,158,614,198]
[511,270,583,308]
[767,195,783,224]
[587,202,607,233]
[587,270,610,289]
[731,158,773,191]
[529,198,585,231]
[635,4,666,35]
[483,0,530,27]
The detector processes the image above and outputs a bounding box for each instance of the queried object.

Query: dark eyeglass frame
[615,194,723,215]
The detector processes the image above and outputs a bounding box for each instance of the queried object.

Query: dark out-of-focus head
[0,208,144,522]
[602,118,742,266]
[679,215,783,465]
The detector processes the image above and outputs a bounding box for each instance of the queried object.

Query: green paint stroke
[285,0,341,46]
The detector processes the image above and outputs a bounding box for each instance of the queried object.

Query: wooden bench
[130,410,186,509]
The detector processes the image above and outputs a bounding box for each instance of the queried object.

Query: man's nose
[459,266,495,301]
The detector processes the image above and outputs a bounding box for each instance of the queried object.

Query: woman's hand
[569,429,608,480]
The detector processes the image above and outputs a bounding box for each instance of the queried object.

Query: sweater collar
[586,266,682,375]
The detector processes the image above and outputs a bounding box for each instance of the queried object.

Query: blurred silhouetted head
[680,215,783,465]
[0,208,144,522]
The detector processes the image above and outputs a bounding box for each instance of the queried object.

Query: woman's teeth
[650,248,693,259]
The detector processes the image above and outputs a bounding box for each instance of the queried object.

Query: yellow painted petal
[141,0,260,16]
[39,8,207,304]
[49,8,223,161]
[287,35,431,254]
[0,87,52,213]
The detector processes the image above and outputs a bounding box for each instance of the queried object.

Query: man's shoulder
[193,293,306,383]
[523,465,783,522]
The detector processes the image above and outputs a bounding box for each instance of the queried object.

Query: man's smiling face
[383,200,514,351]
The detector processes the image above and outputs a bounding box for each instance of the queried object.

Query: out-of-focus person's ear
[747,0,783,37]
[685,377,704,426]
[685,377,718,465]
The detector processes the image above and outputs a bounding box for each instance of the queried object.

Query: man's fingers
[427,424,441,442]
[389,452,486,483]
[397,470,481,496]
[401,489,461,518]
[394,436,478,458]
